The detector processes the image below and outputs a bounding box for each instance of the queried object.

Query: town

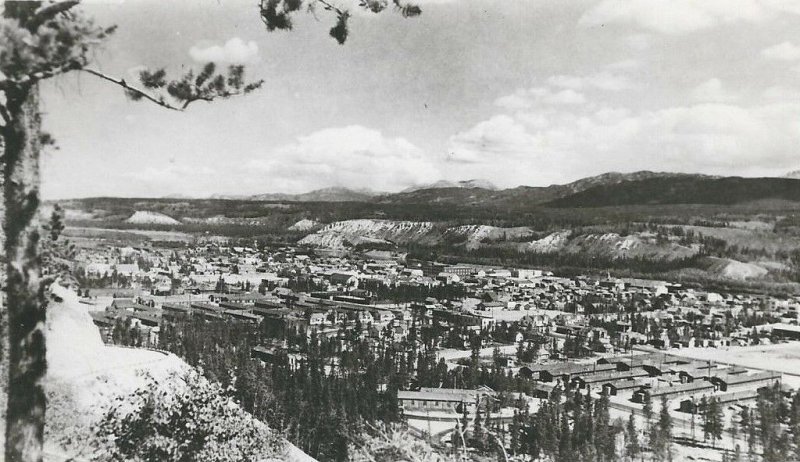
[6,1,800,461]
[78,238,800,461]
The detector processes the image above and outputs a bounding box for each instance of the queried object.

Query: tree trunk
[3,82,46,462]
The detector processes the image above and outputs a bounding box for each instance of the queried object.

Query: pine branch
[29,1,81,30]
[0,61,85,91]
[315,0,346,16]
[82,68,183,111]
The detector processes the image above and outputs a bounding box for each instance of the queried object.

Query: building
[602,380,646,396]
[535,362,617,383]
[161,302,192,321]
[397,387,496,412]
[772,324,800,340]
[329,273,359,288]
[572,369,650,389]
[633,380,715,403]
[678,388,760,413]
[709,371,781,392]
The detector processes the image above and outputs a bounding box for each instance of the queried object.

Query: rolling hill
[546,176,800,208]
[375,171,710,206]
[213,186,378,202]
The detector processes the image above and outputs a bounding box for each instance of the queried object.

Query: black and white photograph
[2,0,800,461]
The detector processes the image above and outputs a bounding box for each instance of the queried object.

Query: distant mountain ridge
[212,186,379,202]
[546,175,800,208]
[73,171,800,208]
[401,179,497,193]
[785,170,800,179]
[376,171,713,206]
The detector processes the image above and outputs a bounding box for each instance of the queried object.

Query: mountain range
[148,170,800,208]
[211,186,378,202]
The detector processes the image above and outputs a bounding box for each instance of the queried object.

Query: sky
[40,0,800,199]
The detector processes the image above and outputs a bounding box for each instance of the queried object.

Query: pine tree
[510,410,520,455]
[652,396,673,461]
[0,1,420,459]
[700,396,713,442]
[642,392,654,431]
[473,398,484,448]
[729,412,738,449]
[625,413,640,461]
[708,398,724,448]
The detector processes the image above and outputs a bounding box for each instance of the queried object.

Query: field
[64,226,194,243]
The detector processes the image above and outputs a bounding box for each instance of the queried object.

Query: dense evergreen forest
[139,310,800,461]
[158,318,406,460]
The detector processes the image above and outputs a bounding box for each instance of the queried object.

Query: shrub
[90,369,283,462]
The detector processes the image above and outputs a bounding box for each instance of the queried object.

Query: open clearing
[65,226,194,242]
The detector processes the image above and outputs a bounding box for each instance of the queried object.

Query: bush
[90,369,283,462]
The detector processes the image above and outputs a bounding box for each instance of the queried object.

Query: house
[329,273,359,288]
[115,263,140,277]
[309,312,326,326]
[357,310,374,324]
[478,301,505,312]
[436,272,461,284]
[370,309,394,323]
[251,345,304,370]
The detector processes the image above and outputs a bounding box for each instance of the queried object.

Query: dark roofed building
[709,371,781,392]
[633,380,715,403]
[602,380,646,396]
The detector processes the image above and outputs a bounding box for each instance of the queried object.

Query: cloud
[449,86,800,186]
[605,60,641,71]
[493,86,586,110]
[245,125,439,193]
[493,93,534,111]
[624,33,652,50]
[691,78,738,103]
[580,0,794,34]
[546,89,587,105]
[447,115,539,164]
[762,85,800,101]
[762,41,800,61]
[547,71,634,92]
[121,164,217,197]
[189,38,259,63]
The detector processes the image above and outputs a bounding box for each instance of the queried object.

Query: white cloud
[624,33,652,50]
[762,85,800,101]
[606,60,641,71]
[493,93,533,111]
[580,0,793,34]
[691,78,738,103]
[493,86,586,110]
[548,72,633,92]
[762,41,800,61]
[122,164,217,196]
[545,89,587,105]
[245,125,439,193]
[450,86,800,186]
[447,115,539,165]
[189,38,259,64]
